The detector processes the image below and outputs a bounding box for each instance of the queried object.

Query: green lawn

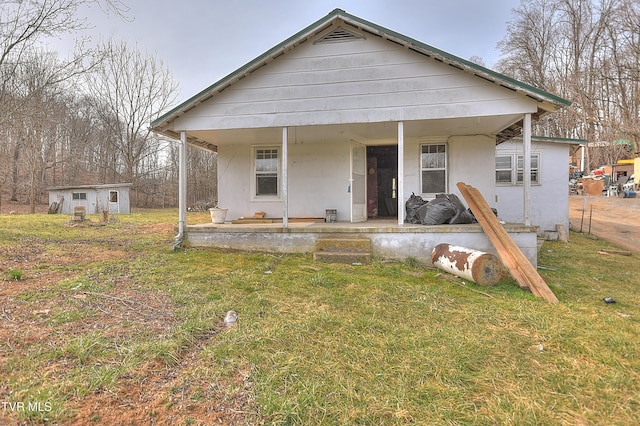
[1,210,638,425]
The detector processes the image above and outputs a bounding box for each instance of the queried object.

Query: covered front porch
[185,219,539,266]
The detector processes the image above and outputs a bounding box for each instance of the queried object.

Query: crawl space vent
[315,27,364,44]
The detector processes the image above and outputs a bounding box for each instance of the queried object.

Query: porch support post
[397,121,405,226]
[177,130,187,242]
[282,127,289,228]
[523,113,532,226]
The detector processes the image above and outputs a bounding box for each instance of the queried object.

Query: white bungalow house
[151,9,571,264]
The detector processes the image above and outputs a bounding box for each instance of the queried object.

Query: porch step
[313,237,372,263]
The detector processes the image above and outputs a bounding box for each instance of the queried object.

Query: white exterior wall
[448,135,496,204]
[401,135,495,204]
[95,188,131,214]
[217,144,252,220]
[173,28,537,132]
[288,140,351,220]
[495,140,570,234]
[48,190,96,214]
[218,140,352,221]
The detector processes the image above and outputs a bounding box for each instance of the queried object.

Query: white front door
[108,191,119,213]
[350,142,367,222]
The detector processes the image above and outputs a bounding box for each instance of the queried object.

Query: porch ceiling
[186,113,522,147]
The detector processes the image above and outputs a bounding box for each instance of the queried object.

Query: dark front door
[366,145,398,218]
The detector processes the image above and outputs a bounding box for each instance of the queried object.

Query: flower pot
[209,208,228,224]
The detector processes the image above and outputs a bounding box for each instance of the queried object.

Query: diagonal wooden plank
[458,183,536,292]
[459,182,558,302]
[458,182,549,299]
[457,182,558,303]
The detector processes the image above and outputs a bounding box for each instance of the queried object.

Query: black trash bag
[416,197,457,225]
[436,193,475,224]
[405,192,427,224]
[466,207,497,223]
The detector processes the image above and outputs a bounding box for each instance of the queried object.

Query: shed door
[108,191,119,213]
[350,142,367,222]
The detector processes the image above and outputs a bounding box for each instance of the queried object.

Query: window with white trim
[254,147,279,197]
[72,192,87,200]
[420,143,447,194]
[495,153,540,185]
[516,154,540,184]
[496,155,513,184]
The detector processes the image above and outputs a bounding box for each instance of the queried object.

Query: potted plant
[209,206,228,224]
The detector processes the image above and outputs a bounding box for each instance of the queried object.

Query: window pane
[256,174,278,195]
[421,145,446,169]
[422,170,446,193]
[496,170,512,183]
[256,149,278,172]
[496,156,512,169]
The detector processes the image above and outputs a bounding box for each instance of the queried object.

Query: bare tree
[85,39,179,199]
[0,0,128,122]
[497,0,560,90]
[0,0,129,210]
[497,0,640,171]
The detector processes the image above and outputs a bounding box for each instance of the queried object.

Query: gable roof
[151,8,571,147]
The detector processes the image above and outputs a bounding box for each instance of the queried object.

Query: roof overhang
[47,183,134,191]
[507,135,587,146]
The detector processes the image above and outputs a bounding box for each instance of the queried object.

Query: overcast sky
[49,0,521,103]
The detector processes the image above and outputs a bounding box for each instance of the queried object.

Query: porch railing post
[398,121,404,226]
[282,127,289,228]
[177,131,187,241]
[523,113,531,226]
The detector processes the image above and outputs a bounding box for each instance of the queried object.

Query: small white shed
[48,183,132,214]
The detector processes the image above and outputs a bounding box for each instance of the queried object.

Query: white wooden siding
[174,31,537,131]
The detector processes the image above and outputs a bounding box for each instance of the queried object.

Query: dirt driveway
[569,194,640,254]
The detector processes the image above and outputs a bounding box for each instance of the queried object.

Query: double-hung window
[254,147,279,197]
[495,153,540,185]
[420,143,447,194]
[495,156,513,184]
[516,154,540,184]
